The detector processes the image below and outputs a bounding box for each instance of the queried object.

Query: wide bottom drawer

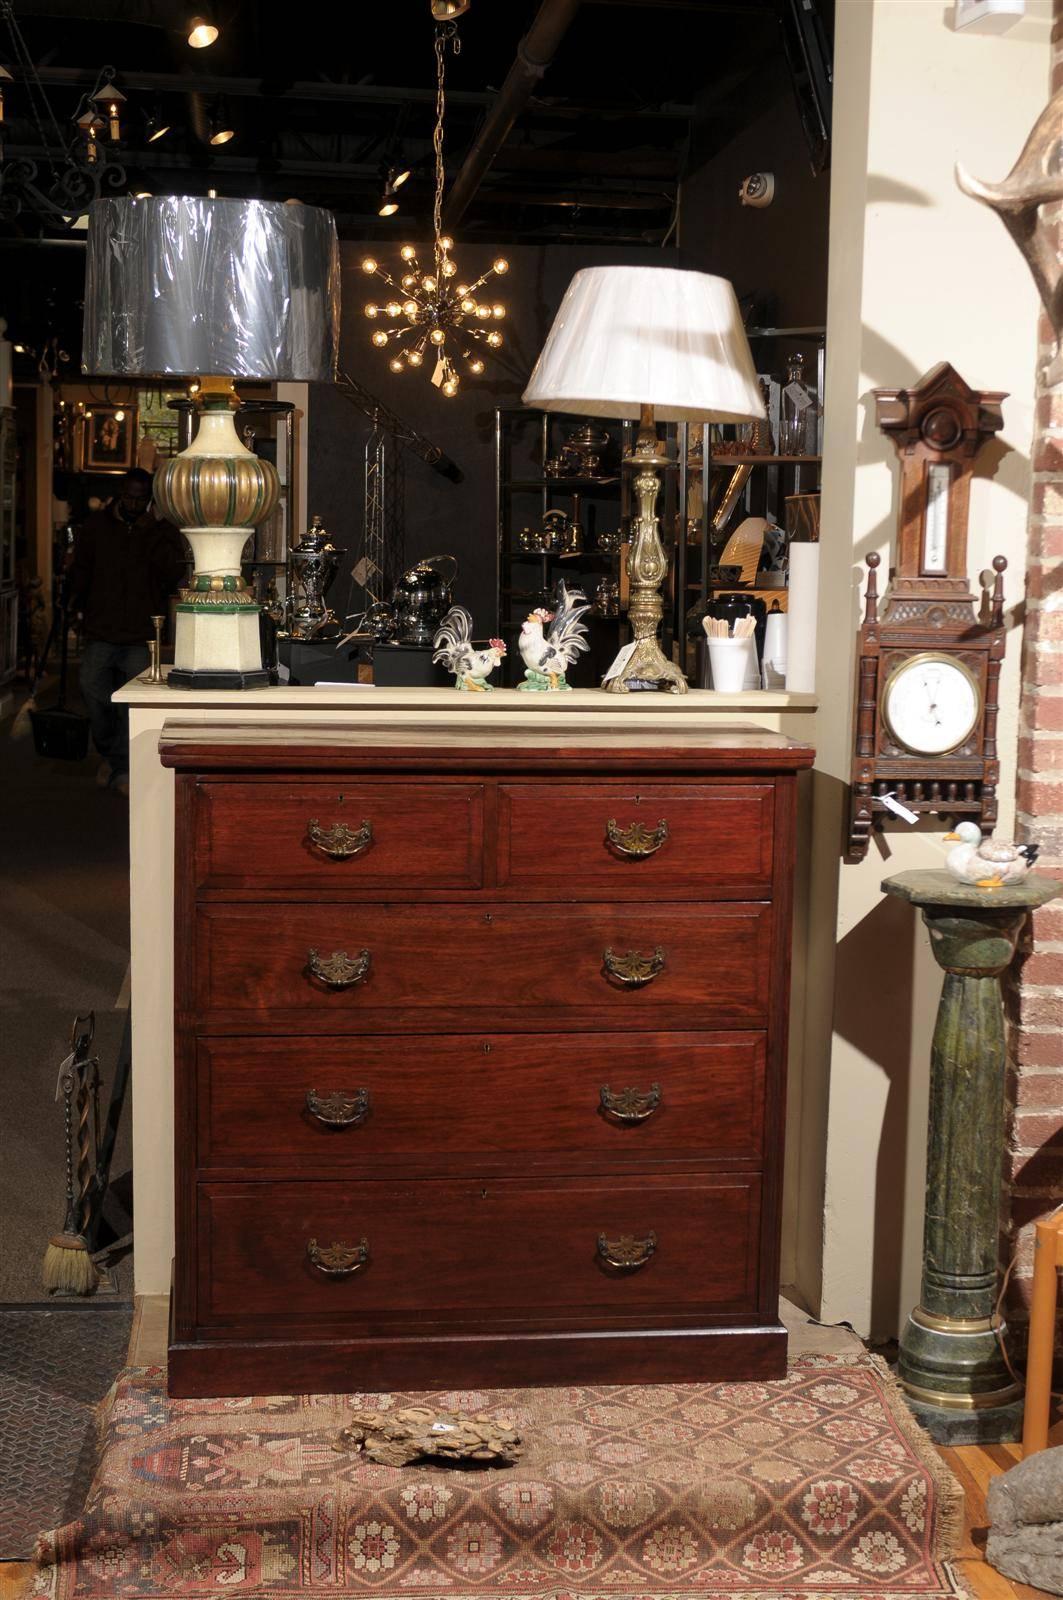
[197,1173,761,1326]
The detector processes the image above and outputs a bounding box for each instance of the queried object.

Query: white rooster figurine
[517,581,591,692]
[432,606,506,692]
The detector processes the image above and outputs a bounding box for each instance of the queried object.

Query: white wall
[808,0,1051,1337]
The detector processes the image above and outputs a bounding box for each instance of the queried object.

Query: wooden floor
[941,1421,1062,1600]
[0,1301,1058,1600]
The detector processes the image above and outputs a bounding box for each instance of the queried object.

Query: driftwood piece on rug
[335,1406,524,1468]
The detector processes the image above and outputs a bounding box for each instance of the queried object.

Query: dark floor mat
[0,1306,133,1558]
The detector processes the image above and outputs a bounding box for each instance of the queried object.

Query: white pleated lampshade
[522,265,765,424]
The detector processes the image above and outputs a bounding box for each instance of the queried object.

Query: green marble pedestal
[882,869,1061,1444]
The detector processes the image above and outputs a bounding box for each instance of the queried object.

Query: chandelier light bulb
[487,330,503,347]
[400,244,417,261]
[441,259,457,277]
[477,305,491,319]
[372,330,389,348]
[442,378,459,397]
[401,273,417,289]
[430,328,446,346]
[492,304,505,318]
[460,297,475,313]
[468,358,485,374]
[439,235,453,251]
[364,303,379,318]
[385,301,402,317]
[493,258,509,275]
[407,349,424,367]
[389,356,405,373]
[456,283,469,296]
[422,275,437,293]
[403,300,419,319]
[361,257,378,274]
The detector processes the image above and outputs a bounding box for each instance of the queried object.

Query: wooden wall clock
[848,362,1008,859]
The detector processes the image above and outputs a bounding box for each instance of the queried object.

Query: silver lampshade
[81,196,340,380]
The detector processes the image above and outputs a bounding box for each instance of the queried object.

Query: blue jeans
[79,642,150,780]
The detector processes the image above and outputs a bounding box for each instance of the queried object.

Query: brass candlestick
[148,614,165,682]
[604,403,687,694]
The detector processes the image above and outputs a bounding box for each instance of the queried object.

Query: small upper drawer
[194,781,484,891]
[497,783,774,898]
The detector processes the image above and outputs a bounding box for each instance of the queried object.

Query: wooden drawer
[193,781,484,891]
[497,783,774,898]
[195,1031,767,1171]
[197,1172,761,1325]
[194,902,772,1026]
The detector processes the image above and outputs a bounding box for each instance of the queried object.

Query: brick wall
[1003,0,1063,1359]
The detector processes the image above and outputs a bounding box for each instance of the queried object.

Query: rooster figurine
[432,606,506,692]
[517,582,591,692]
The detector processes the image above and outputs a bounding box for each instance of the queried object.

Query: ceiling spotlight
[208,97,235,145]
[144,101,171,143]
[378,192,399,217]
[389,163,412,190]
[431,0,470,17]
[186,12,219,47]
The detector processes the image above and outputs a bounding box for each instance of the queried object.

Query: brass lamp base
[603,403,687,695]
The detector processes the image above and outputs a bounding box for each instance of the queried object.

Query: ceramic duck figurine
[432,606,506,692]
[943,820,1040,888]
[517,581,590,692]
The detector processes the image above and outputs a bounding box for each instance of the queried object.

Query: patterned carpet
[34,1353,963,1598]
[0,1307,133,1560]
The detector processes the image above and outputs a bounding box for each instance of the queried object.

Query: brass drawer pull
[600,1083,661,1124]
[307,948,372,989]
[606,818,669,859]
[305,1088,370,1128]
[307,818,373,859]
[307,1236,369,1277]
[597,1231,657,1270]
[602,946,665,988]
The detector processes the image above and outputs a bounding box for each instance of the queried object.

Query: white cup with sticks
[703,613,759,693]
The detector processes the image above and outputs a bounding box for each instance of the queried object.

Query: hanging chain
[432,22,458,263]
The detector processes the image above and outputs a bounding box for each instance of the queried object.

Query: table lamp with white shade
[522,265,765,693]
[81,195,340,688]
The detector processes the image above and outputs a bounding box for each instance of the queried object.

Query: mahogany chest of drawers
[161,722,813,1397]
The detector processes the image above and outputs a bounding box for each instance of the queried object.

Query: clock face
[881,653,982,756]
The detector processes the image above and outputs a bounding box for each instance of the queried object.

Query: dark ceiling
[1,0,832,245]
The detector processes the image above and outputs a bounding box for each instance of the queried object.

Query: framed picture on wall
[81,405,137,473]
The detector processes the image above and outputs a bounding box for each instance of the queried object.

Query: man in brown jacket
[68,468,186,795]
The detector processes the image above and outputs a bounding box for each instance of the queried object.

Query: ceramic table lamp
[81,196,340,688]
[523,265,764,693]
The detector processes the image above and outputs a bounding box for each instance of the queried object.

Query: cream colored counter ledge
[115,674,817,1296]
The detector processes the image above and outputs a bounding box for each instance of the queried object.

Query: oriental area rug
[32,1354,964,1600]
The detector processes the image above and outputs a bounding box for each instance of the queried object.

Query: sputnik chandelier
[360,19,509,398]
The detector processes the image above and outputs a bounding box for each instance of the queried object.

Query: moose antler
[956,84,1063,389]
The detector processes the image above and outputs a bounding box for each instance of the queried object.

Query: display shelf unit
[676,327,824,681]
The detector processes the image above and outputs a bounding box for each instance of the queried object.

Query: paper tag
[880,791,919,825]
[783,382,814,412]
[431,356,445,388]
[602,640,637,684]
[54,1051,75,1101]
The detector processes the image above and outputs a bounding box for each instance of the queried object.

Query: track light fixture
[144,99,171,143]
[431,1,470,17]
[186,12,219,48]
[208,96,235,146]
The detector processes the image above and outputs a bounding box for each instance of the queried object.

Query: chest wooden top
[159,719,814,774]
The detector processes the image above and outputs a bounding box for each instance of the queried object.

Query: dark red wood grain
[195,1031,767,1172]
[166,730,809,1396]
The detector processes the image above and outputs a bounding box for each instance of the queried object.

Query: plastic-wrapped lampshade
[522,265,764,424]
[81,196,340,380]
